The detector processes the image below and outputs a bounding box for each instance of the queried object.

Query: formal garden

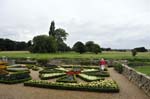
[0,59,119,93]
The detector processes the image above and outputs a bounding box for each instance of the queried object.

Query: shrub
[77,73,104,82]
[131,49,137,56]
[32,66,39,71]
[56,75,77,83]
[114,63,123,73]
[0,71,31,84]
[24,79,119,92]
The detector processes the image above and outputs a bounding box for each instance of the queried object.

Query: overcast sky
[0,0,150,49]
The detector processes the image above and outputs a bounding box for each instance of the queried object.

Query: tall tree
[49,21,55,37]
[31,35,57,53]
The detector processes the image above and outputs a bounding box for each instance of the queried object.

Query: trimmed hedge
[39,73,66,80]
[56,75,77,83]
[32,66,39,71]
[0,71,31,82]
[0,77,31,84]
[39,69,64,74]
[84,71,110,77]
[24,79,119,92]
[77,74,104,82]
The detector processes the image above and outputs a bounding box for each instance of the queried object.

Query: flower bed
[39,69,64,74]
[40,73,66,80]
[77,74,104,82]
[81,69,99,73]
[54,67,68,72]
[6,68,29,72]
[84,71,110,77]
[56,75,77,83]
[0,71,31,84]
[24,79,119,92]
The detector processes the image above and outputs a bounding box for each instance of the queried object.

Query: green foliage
[85,41,101,54]
[131,49,137,57]
[55,28,68,42]
[92,44,101,54]
[56,75,77,83]
[0,77,31,84]
[0,38,28,51]
[24,79,119,92]
[31,35,57,53]
[73,41,86,54]
[114,63,123,73]
[85,41,94,52]
[0,71,31,84]
[32,66,39,71]
[49,21,55,37]
[84,71,110,77]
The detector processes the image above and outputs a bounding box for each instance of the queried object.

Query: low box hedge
[39,73,66,80]
[84,71,110,77]
[56,75,77,83]
[77,74,104,82]
[24,79,119,92]
[0,77,31,84]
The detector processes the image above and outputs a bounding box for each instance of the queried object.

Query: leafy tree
[131,49,137,56]
[49,21,55,37]
[31,35,57,53]
[73,41,86,54]
[85,41,94,52]
[57,42,71,52]
[92,44,101,54]
[55,28,68,42]
[0,38,28,51]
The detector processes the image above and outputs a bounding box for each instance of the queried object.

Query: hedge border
[24,80,119,93]
[0,77,31,84]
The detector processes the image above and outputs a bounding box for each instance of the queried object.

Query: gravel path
[0,68,149,99]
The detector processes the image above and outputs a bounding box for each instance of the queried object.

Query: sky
[0,0,150,49]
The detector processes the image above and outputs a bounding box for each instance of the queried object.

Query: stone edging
[122,64,150,97]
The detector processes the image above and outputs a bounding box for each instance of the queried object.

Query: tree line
[0,38,30,51]
[30,21,102,54]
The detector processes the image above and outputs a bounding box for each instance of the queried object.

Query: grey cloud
[0,0,150,49]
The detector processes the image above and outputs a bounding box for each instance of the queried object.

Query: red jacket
[99,60,107,65]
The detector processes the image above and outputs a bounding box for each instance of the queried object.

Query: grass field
[134,66,150,76]
[0,51,150,60]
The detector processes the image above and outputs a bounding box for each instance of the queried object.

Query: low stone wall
[122,64,150,97]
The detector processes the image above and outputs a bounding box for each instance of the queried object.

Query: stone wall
[122,64,150,97]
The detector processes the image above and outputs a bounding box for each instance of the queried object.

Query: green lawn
[134,66,150,76]
[0,51,150,60]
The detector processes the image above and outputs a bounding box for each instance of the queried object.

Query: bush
[131,49,137,56]
[0,77,31,84]
[84,71,110,77]
[72,41,86,54]
[24,79,119,92]
[114,63,123,73]
[0,71,31,84]
[56,75,77,83]
[32,66,39,71]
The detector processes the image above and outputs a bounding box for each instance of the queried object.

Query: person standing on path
[99,58,107,71]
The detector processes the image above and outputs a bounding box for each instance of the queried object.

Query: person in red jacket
[99,58,107,71]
